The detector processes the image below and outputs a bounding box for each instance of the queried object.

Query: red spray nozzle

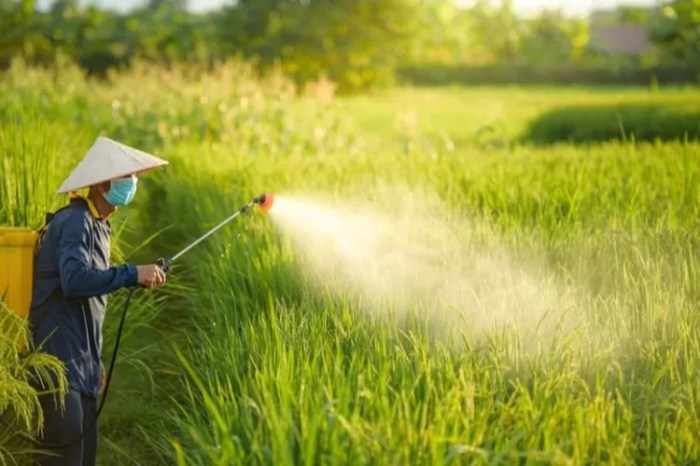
[253,193,274,212]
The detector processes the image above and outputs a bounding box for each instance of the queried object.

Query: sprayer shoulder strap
[34,203,78,262]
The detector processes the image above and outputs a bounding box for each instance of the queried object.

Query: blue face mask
[103,175,138,206]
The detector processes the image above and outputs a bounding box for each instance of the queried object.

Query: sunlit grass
[334,85,700,147]
[0,59,698,465]
[153,138,699,466]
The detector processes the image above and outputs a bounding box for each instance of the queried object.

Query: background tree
[217,0,425,92]
[519,11,590,65]
[649,0,700,62]
[0,0,50,66]
[462,0,524,63]
[0,0,697,91]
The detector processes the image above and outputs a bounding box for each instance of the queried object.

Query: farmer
[29,136,168,466]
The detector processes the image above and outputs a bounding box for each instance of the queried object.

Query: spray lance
[16,193,275,449]
[156,193,275,273]
[98,193,274,435]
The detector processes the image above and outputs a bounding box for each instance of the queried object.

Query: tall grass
[0,119,71,228]
[0,60,185,464]
[0,302,67,465]
[1,58,698,465]
[152,140,699,465]
[0,117,71,464]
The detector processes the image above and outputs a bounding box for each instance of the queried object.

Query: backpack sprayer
[15,192,274,449]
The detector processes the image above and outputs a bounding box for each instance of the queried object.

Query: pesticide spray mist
[267,187,579,346]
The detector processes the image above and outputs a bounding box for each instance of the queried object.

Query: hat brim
[57,137,168,194]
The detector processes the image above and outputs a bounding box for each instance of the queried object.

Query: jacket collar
[69,192,103,220]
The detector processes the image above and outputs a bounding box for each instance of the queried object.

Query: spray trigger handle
[156,257,171,274]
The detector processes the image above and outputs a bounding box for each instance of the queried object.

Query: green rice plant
[0,301,67,466]
[151,137,699,465]
[2,60,699,465]
[0,102,180,464]
[0,118,79,229]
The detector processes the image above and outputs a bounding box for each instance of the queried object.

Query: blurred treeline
[1,0,698,92]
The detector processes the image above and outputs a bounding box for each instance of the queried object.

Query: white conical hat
[58,136,168,193]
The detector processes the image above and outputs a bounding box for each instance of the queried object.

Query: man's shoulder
[54,200,93,228]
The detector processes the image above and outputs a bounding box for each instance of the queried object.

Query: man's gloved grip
[156,257,171,274]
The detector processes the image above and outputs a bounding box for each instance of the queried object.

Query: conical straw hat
[58,136,168,193]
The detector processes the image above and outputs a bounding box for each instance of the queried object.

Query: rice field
[1,58,698,465]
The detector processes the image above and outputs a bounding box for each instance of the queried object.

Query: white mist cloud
[268,187,578,345]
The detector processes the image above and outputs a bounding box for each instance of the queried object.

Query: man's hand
[136,264,166,288]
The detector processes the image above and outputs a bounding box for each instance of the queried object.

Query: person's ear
[97,181,111,192]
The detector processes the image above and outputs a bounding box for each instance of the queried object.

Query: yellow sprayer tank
[0,227,38,319]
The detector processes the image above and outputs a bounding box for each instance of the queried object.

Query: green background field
[1,59,698,465]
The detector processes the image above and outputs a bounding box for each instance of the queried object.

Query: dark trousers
[33,389,98,466]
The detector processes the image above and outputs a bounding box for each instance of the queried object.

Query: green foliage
[0,0,219,75]
[524,102,700,144]
[0,117,77,228]
[519,11,589,64]
[0,302,68,465]
[399,62,700,86]
[147,107,699,464]
[461,0,523,62]
[217,0,422,92]
[649,0,700,62]
[0,0,51,67]
[616,5,653,25]
[4,0,698,93]
[407,1,591,66]
[2,61,699,465]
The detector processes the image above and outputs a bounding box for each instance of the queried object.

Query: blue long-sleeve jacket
[29,197,138,397]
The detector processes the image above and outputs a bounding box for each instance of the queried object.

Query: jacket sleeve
[58,211,139,298]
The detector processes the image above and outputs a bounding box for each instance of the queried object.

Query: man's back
[30,198,121,398]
